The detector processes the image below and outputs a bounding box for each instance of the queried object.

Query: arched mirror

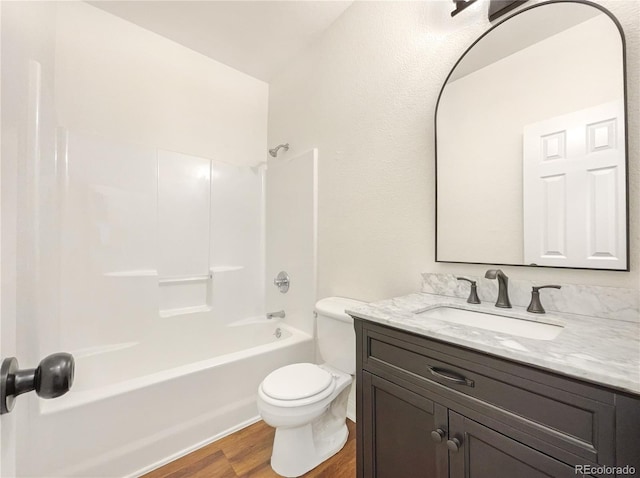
[435,1,628,270]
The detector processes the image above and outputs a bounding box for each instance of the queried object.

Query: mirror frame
[434,0,630,271]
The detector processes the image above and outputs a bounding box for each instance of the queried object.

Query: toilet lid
[262,363,333,400]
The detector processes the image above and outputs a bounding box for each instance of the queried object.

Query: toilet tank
[315,297,365,374]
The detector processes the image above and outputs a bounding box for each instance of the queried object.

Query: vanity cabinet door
[448,411,591,478]
[361,371,448,478]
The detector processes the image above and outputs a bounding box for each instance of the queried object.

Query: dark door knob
[0,353,74,414]
[431,428,446,443]
[447,438,462,453]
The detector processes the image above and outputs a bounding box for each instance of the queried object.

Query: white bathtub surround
[156,149,266,320]
[211,161,266,324]
[58,132,267,349]
[158,150,212,316]
[59,132,160,352]
[266,149,318,336]
[26,318,312,478]
[346,293,640,395]
[422,272,639,323]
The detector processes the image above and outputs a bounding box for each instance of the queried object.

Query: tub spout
[267,310,285,320]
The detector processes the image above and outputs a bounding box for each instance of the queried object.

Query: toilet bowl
[257,297,364,477]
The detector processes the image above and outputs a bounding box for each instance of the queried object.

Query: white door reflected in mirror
[523,101,626,269]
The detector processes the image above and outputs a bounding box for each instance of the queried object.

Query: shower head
[269,143,289,157]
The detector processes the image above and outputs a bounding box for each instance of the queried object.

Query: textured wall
[268,0,640,305]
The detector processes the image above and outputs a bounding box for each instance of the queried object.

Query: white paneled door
[523,100,626,269]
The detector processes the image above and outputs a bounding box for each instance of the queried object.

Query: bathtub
[20,314,313,478]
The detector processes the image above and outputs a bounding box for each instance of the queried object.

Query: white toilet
[257,297,363,477]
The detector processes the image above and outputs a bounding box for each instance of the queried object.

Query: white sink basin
[416,307,563,341]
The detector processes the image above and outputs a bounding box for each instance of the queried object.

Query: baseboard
[128,415,261,478]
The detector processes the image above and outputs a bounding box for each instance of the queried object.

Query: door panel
[1,3,60,476]
[523,100,626,268]
[448,411,590,478]
[362,372,448,478]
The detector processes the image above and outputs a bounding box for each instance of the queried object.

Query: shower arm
[268,143,290,157]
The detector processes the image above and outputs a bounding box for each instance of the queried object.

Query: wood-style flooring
[142,419,356,478]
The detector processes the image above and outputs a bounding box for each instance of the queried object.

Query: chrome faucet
[266,310,285,320]
[484,269,511,308]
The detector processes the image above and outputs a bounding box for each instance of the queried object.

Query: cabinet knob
[447,438,462,453]
[430,428,445,443]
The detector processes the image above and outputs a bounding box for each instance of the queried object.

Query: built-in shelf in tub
[210,265,244,273]
[159,305,212,318]
[158,273,213,285]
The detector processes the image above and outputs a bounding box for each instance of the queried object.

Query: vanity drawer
[360,323,616,466]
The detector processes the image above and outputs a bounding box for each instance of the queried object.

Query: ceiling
[89,1,353,82]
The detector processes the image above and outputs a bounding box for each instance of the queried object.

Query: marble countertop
[346,293,640,396]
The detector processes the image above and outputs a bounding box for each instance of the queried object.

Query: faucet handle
[457,277,480,304]
[527,285,561,314]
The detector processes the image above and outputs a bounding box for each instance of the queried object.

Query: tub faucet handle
[527,285,561,314]
[273,271,290,293]
[457,277,480,304]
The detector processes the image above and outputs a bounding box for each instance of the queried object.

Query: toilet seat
[260,363,336,407]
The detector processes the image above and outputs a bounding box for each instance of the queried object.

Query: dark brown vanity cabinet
[447,412,584,478]
[362,371,448,478]
[354,319,640,478]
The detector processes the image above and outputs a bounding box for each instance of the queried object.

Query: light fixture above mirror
[488,0,529,21]
[451,0,479,17]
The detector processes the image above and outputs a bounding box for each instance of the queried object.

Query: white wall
[55,2,268,168]
[437,15,622,264]
[268,0,640,308]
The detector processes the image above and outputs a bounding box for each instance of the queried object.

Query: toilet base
[269,385,351,477]
[271,422,348,477]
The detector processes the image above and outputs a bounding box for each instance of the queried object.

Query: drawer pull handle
[427,366,475,387]
[430,428,445,443]
[447,438,462,453]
